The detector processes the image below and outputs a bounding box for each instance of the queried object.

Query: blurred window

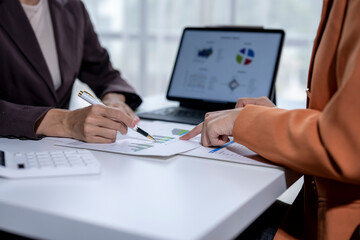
[82,0,322,109]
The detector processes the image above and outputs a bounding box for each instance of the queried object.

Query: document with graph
[181,140,278,168]
[55,121,199,157]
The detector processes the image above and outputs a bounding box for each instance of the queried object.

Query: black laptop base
[138,88,276,126]
[138,106,208,125]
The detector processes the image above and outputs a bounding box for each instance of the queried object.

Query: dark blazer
[0,0,142,139]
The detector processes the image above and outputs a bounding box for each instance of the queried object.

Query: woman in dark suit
[0,0,142,143]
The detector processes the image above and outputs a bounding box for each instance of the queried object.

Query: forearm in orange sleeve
[233,97,360,184]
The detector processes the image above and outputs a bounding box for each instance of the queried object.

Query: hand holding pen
[78,91,155,141]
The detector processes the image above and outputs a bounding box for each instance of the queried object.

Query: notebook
[138,27,285,125]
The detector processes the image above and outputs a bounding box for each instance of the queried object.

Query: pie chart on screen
[236,48,255,65]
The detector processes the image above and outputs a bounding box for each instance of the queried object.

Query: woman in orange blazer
[182,0,360,239]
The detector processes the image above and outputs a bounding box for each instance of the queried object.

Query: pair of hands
[36,93,139,143]
[65,93,139,143]
[180,97,275,147]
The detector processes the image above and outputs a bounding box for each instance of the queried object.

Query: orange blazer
[233,0,360,239]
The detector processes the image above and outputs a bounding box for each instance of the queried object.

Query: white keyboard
[0,149,101,179]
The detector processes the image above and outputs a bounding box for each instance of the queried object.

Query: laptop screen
[167,27,284,106]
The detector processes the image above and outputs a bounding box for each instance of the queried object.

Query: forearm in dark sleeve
[0,100,51,139]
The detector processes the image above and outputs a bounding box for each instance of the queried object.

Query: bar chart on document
[56,121,200,157]
[182,140,277,168]
[128,135,176,152]
[183,140,255,158]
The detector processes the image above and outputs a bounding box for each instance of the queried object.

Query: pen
[78,90,155,141]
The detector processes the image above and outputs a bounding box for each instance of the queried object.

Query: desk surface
[0,95,296,240]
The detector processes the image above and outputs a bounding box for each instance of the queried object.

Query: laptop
[138,27,285,125]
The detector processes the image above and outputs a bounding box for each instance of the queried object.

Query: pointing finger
[180,122,203,140]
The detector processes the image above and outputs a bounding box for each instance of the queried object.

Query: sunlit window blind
[82,0,322,109]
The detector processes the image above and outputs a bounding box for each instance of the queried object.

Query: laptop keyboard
[158,108,205,118]
[138,107,207,125]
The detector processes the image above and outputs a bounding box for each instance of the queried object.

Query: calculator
[0,149,101,179]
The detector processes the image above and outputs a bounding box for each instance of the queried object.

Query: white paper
[52,120,277,167]
[182,140,279,168]
[56,121,199,157]
[137,121,277,168]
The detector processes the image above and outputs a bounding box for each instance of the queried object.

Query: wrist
[35,109,71,138]
[102,93,126,103]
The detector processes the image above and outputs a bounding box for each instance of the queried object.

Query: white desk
[0,95,299,240]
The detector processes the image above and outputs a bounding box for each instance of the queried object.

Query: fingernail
[131,118,138,128]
